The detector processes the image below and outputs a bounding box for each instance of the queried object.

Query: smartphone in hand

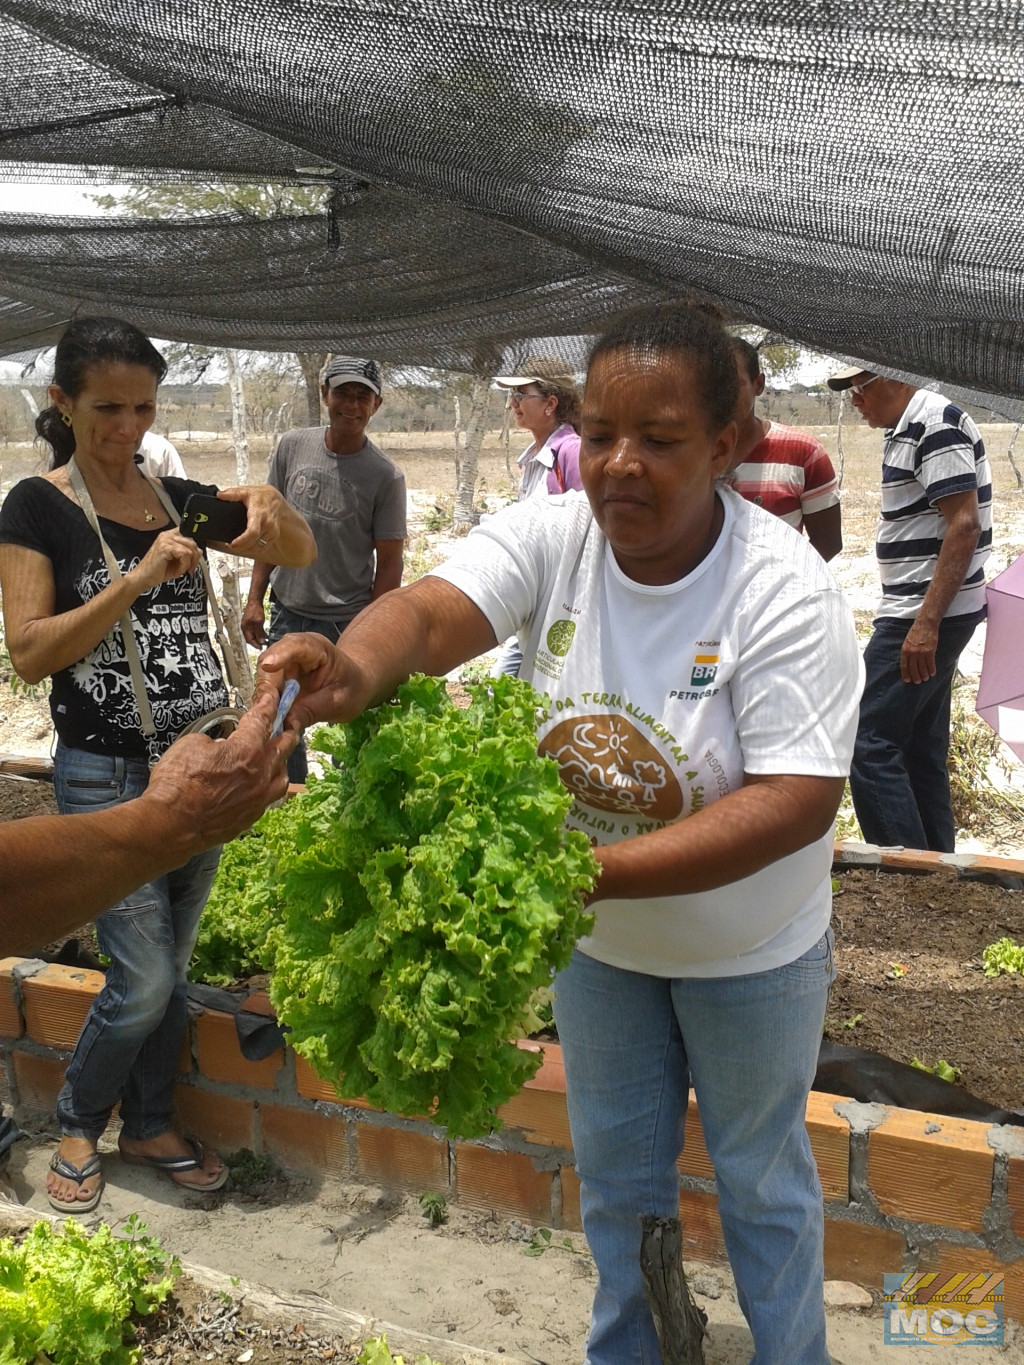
[180,493,248,547]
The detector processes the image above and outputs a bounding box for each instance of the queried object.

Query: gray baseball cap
[323,355,382,395]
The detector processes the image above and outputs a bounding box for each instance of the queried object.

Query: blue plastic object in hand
[271,679,300,737]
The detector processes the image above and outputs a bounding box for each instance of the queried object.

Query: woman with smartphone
[0,316,315,1215]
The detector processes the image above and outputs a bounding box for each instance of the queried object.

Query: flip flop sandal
[47,1150,103,1214]
[119,1135,229,1192]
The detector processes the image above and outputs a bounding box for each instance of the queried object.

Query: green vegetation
[358,1335,445,1365]
[0,1215,178,1364]
[418,1191,449,1227]
[224,1147,280,1195]
[982,936,1024,978]
[524,1227,581,1257]
[910,1057,962,1084]
[197,673,597,1138]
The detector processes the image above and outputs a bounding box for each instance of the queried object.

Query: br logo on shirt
[690,652,719,688]
[540,714,684,820]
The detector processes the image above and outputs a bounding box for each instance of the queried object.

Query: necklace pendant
[144,510,156,523]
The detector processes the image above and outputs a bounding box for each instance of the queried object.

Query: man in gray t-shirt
[243,355,406,780]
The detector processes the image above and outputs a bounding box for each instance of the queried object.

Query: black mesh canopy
[0,0,1021,412]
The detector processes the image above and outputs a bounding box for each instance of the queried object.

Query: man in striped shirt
[827,366,992,851]
[725,339,842,560]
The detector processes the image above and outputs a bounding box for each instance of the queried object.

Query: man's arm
[0,693,296,958]
[901,489,981,684]
[803,504,843,562]
[371,538,404,600]
[242,559,274,648]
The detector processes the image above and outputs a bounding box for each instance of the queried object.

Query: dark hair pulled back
[587,302,739,433]
[36,316,168,468]
[731,335,762,383]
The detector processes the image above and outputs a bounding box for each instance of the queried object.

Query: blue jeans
[850,615,977,852]
[0,1110,22,1168]
[53,745,221,1142]
[553,934,836,1365]
[268,598,354,783]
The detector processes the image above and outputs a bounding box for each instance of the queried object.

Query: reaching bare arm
[0,692,296,958]
[257,576,499,728]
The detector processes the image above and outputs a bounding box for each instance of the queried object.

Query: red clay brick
[11,1050,66,1115]
[241,991,276,1018]
[496,1041,571,1146]
[678,1187,726,1263]
[1007,1151,1024,1240]
[455,1143,554,1224]
[194,1009,284,1090]
[806,1092,850,1203]
[0,959,24,1039]
[868,1110,994,1232]
[560,1164,582,1232]
[497,1085,572,1149]
[679,1093,714,1180]
[294,1053,375,1109]
[916,1242,1024,1325]
[172,1084,256,1153]
[823,1218,906,1288]
[22,964,103,1049]
[259,1103,350,1179]
[355,1122,449,1192]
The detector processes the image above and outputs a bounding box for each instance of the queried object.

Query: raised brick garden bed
[3,842,1022,1322]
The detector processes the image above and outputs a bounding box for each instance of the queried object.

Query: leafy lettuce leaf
[241,673,597,1137]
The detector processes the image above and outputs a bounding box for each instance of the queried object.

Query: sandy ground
[3,1136,1021,1364]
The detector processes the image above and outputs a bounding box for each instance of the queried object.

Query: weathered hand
[143,690,296,853]
[257,632,366,730]
[241,598,267,648]
[900,622,939,684]
[218,485,283,556]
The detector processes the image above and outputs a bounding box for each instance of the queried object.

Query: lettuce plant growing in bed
[193,674,597,1138]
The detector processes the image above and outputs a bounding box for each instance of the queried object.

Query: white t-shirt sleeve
[732,580,863,777]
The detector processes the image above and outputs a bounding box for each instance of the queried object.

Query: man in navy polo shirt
[828,365,991,851]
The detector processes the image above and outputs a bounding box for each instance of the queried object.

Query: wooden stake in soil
[639,1215,707,1364]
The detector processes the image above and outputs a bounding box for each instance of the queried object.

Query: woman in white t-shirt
[259,304,862,1365]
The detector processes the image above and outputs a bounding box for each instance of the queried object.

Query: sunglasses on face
[850,375,880,396]
[509,389,544,403]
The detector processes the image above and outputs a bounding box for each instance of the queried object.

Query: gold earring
[60,411,72,428]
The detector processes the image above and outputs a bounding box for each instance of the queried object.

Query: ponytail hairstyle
[36,316,168,468]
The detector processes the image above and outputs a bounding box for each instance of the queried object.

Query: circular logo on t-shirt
[546,620,577,656]
[540,714,683,819]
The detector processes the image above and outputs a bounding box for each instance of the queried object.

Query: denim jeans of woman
[53,744,221,1142]
[553,933,836,1365]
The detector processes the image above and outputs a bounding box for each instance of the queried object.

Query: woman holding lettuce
[258,302,862,1365]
